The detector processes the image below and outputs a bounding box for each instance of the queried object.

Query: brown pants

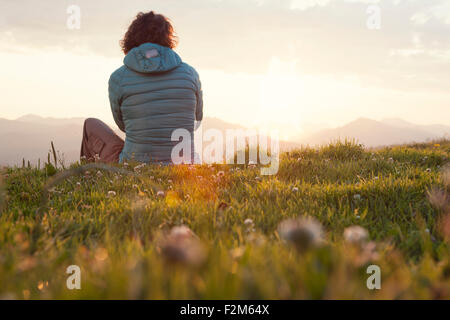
[80,118,124,163]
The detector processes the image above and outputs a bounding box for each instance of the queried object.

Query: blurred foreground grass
[0,139,449,299]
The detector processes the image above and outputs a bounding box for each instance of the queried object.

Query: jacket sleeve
[108,70,125,132]
[194,70,203,121]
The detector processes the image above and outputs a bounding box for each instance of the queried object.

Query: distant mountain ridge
[0,115,299,166]
[1,115,448,166]
[16,114,86,126]
[0,117,82,166]
[303,118,450,147]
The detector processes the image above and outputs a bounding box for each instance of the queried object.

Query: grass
[0,139,449,299]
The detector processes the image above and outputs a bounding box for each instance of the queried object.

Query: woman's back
[109,42,203,163]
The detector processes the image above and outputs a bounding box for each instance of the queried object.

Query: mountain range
[302,118,449,147]
[0,115,448,166]
[0,115,299,166]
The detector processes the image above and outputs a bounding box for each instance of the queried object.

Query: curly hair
[120,11,178,54]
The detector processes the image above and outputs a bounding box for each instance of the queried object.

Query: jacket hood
[123,43,182,73]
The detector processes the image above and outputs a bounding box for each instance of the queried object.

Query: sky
[0,0,450,140]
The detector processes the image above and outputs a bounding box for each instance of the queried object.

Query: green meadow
[0,140,449,299]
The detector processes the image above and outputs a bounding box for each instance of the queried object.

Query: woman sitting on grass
[81,11,203,164]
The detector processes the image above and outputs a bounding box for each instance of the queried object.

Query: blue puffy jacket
[108,42,203,163]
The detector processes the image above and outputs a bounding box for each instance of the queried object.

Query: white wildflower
[157,190,165,197]
[244,218,254,226]
[107,191,116,197]
[134,163,146,172]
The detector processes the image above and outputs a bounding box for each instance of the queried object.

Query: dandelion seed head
[344,226,369,245]
[443,168,450,189]
[427,187,449,212]
[169,225,196,239]
[278,217,324,252]
[161,226,205,267]
[161,238,206,267]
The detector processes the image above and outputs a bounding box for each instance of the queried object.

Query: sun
[256,57,305,140]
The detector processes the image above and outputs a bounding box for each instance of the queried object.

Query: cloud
[290,0,332,10]
[0,0,450,93]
